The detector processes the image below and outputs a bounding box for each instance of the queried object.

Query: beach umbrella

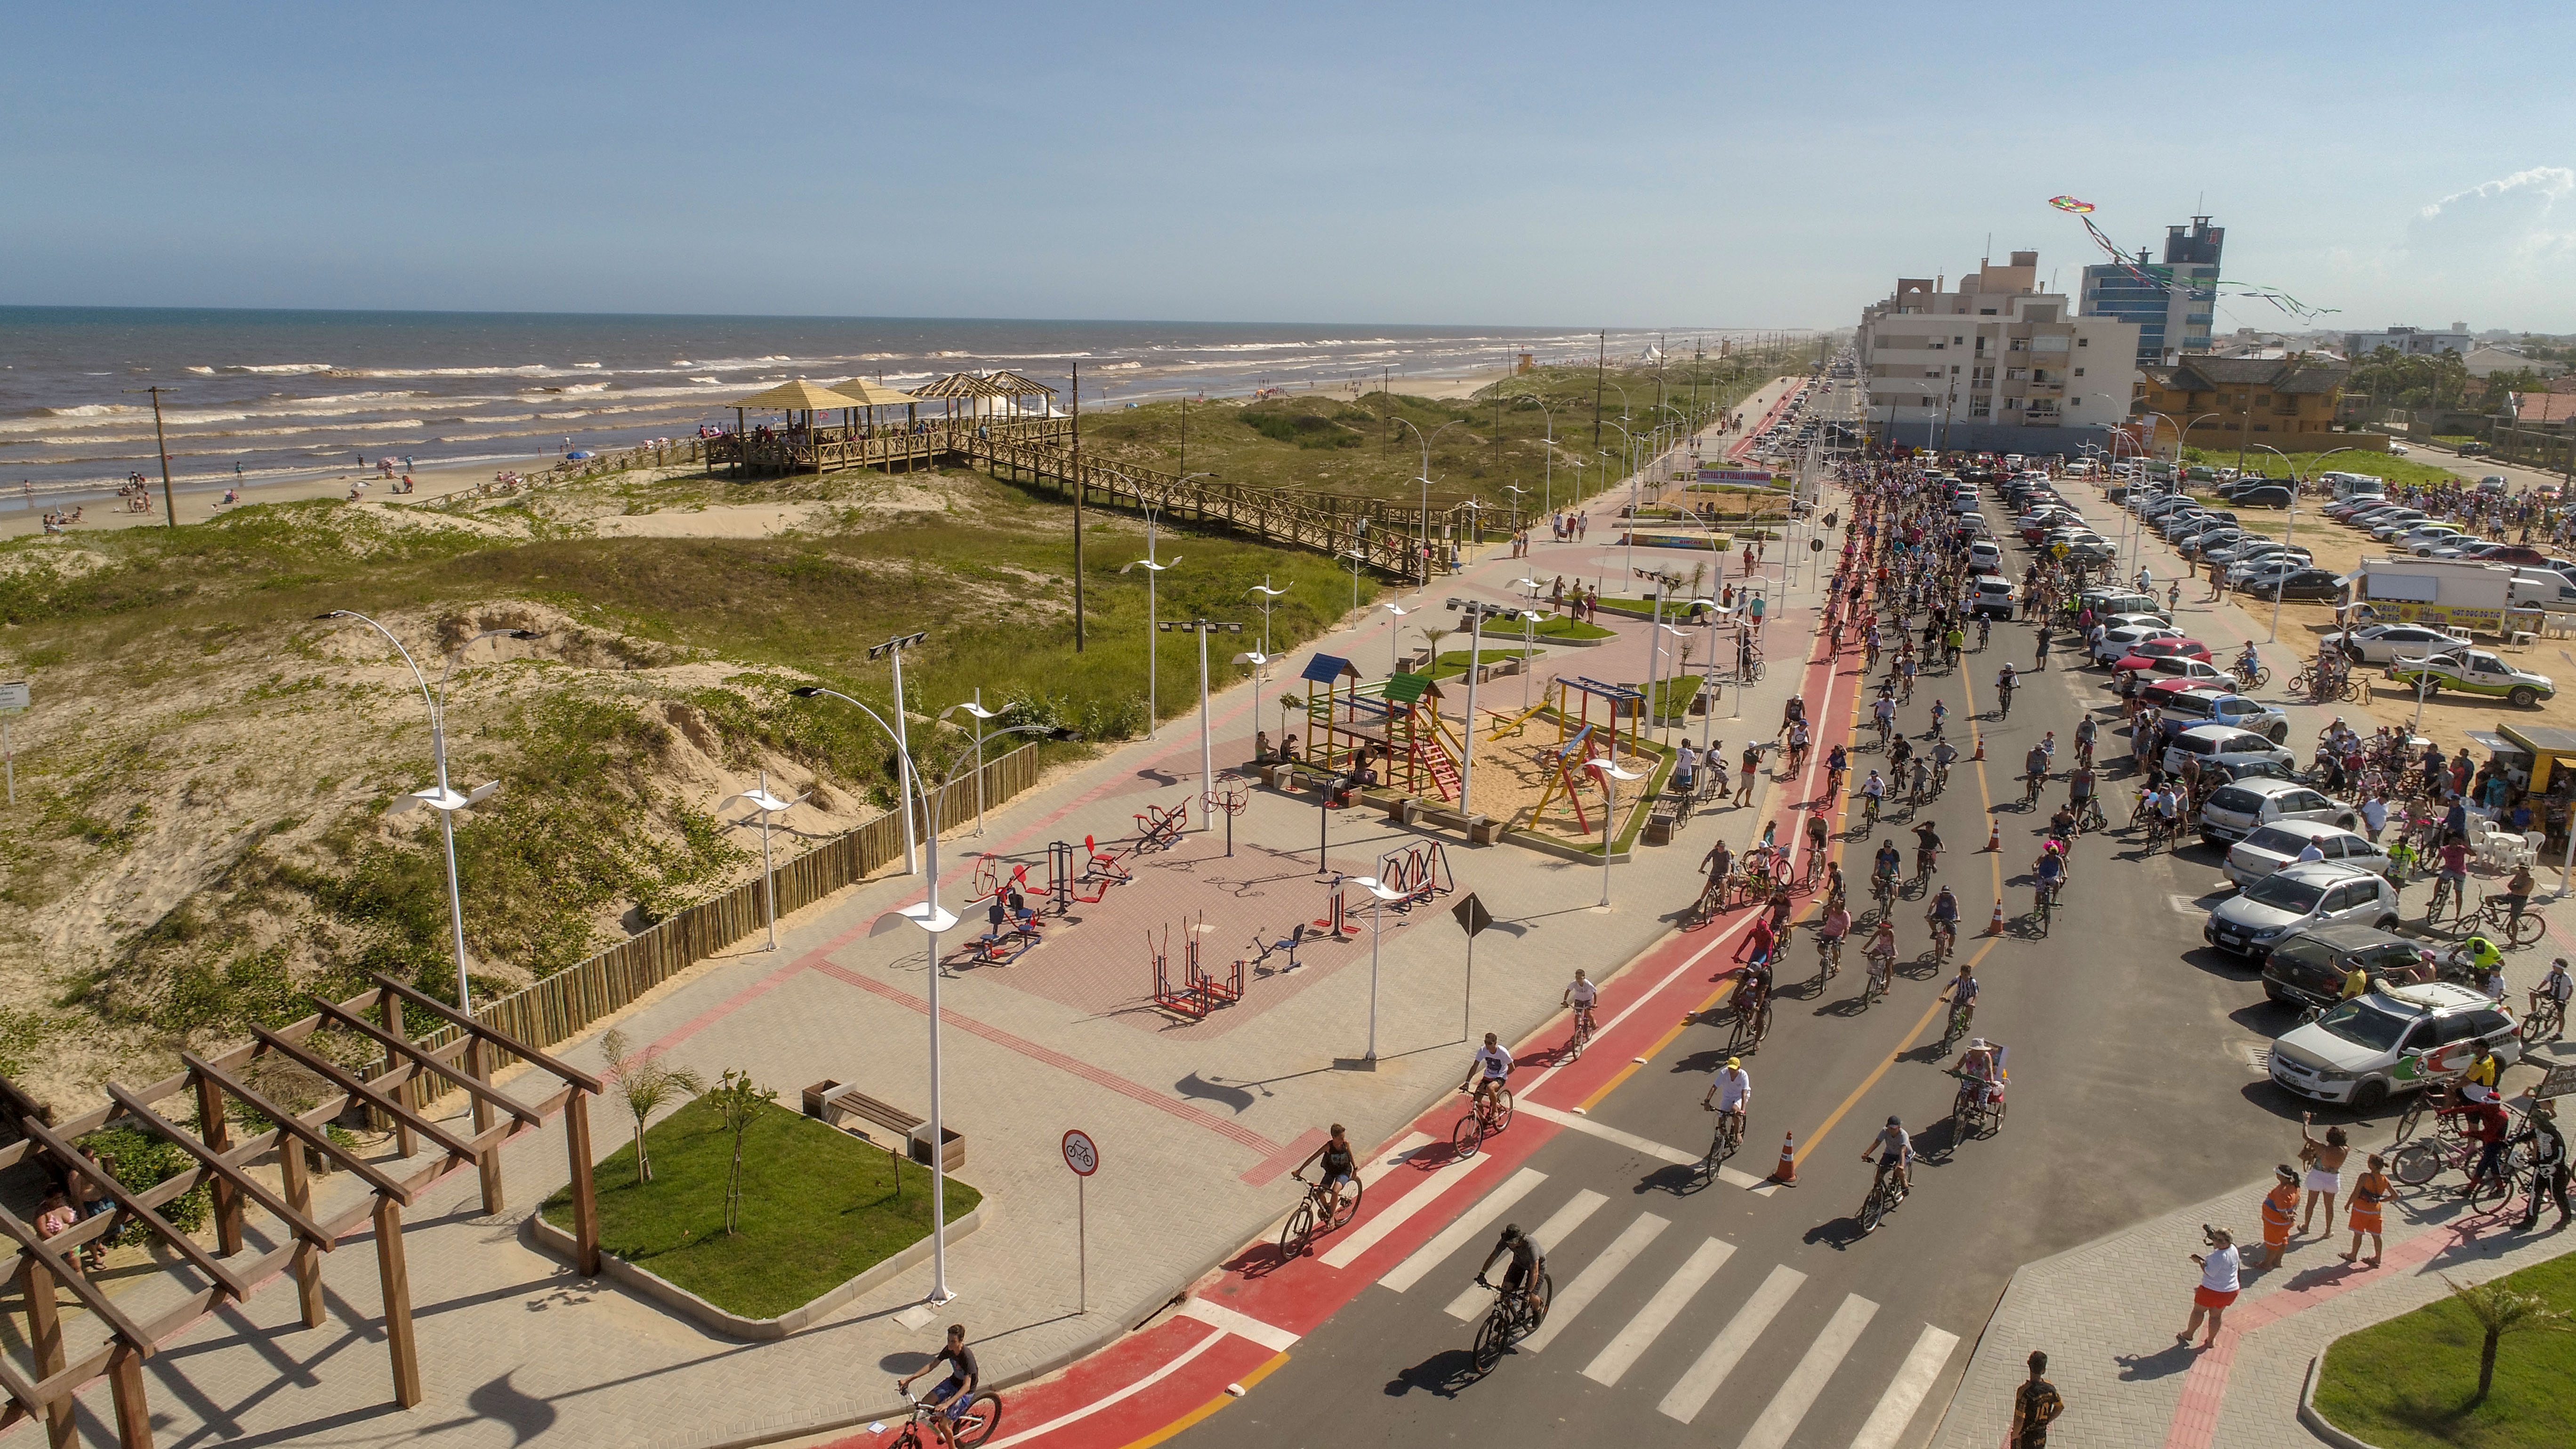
[566,450,596,460]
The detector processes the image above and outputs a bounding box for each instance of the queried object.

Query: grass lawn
[2312,1252,2576,1449]
[1527,614,1616,641]
[542,1095,978,1321]
[1425,647,1537,681]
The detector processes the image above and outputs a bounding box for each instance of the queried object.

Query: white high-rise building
[1856,251,2142,451]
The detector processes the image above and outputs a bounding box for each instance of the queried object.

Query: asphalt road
[1183,474,2389,1448]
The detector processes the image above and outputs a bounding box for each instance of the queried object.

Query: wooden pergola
[982,370,1059,420]
[910,371,1014,425]
[0,975,603,1449]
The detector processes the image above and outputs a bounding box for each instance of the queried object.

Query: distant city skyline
[3,2,2570,331]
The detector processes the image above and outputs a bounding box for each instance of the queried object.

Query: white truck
[2355,556,2516,637]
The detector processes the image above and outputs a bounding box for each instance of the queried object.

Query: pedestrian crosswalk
[1375,1179,1961,1446]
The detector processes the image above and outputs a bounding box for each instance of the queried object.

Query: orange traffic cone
[1985,821,2001,853]
[1971,735,1985,762]
[1987,900,2006,936]
[1772,1131,1797,1185]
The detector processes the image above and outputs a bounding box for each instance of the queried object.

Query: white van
[2510,570,2576,610]
[2325,473,2386,502]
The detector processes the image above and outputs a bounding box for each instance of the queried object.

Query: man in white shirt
[1702,1057,1751,1126]
[1461,1033,1513,1116]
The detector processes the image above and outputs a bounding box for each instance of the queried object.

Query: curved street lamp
[1585,757,1645,906]
[1513,391,1559,518]
[1246,578,1289,658]
[2247,444,2367,644]
[319,611,536,1014]
[1393,416,1469,589]
[718,773,811,951]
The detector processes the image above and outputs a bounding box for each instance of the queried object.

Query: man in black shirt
[1474,1223,1543,1305]
[2010,1349,2064,1447]
[898,1324,981,1447]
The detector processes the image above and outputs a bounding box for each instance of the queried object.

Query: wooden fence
[402,743,1043,1093]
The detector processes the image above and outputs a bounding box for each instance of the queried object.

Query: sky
[6,1,2573,333]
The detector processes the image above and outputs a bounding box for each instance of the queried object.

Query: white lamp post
[1447,599,1520,831]
[1586,757,1645,907]
[1246,579,1289,658]
[940,692,999,836]
[718,771,808,951]
[321,611,532,1014]
[1105,470,1177,738]
[1392,417,1469,589]
[1344,874,1406,1062]
[869,631,930,874]
[1161,618,1243,829]
[1379,600,1413,677]
[1340,548,1370,618]
[1233,649,1274,756]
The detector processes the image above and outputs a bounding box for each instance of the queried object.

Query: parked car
[2082,590,2170,624]
[2112,637,2214,669]
[2203,861,2399,961]
[2338,623,2471,664]
[2246,568,2346,601]
[2153,690,2290,744]
[2223,821,2393,887]
[2200,776,2357,845]
[2118,655,2239,695]
[2260,923,2435,1014]
[2266,981,2519,1108]
[2383,648,2556,708]
[2091,622,2184,668]
[2231,485,2295,508]
[2163,724,2297,778]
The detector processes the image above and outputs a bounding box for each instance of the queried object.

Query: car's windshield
[2243,875,2327,912]
[2315,1000,2414,1053]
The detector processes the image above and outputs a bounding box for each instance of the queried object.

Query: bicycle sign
[1061,1128,1099,1176]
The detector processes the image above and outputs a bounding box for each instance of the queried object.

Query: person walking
[2341,1154,2391,1265]
[2182,1228,2241,1347]
[2008,1350,2064,1449]
[2254,1164,2299,1268]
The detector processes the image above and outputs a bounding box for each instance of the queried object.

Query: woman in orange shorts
[2341,1154,2390,1267]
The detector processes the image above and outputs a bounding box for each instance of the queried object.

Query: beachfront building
[2133,354,2356,451]
[1855,250,2142,453]
[2340,323,2475,359]
[2079,215,2223,368]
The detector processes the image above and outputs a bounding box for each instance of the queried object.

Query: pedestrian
[2341,1153,2390,1265]
[2254,1164,2299,1267]
[2359,792,2388,844]
[2297,1113,2350,1233]
[1738,740,1761,803]
[2182,1228,2241,1347]
[2009,1350,2064,1449]
[2512,1100,2571,1230]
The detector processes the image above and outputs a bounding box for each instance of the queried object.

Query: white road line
[1580,1237,1735,1387]
[1360,1132,1436,1186]
[1443,1189,1607,1319]
[1518,1212,1668,1352]
[1380,1168,1544,1294]
[1319,1150,1490,1269]
[1848,1323,1962,1449]
[1519,923,1751,1097]
[983,1321,1227,1448]
[1658,1263,1806,1424]
[1519,1100,1781,1194]
[1738,1293,1880,1449]
[1175,1297,1300,1354]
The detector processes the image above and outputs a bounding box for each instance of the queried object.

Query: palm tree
[2442,1273,2573,1406]
[1419,626,1451,676]
[601,1029,703,1186]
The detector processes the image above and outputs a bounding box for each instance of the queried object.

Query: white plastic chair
[2513,831,2547,870]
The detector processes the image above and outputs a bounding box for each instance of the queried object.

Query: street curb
[2299,1353,2383,1449]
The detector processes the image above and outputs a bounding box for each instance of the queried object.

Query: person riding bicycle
[2532,958,2574,1023]
[1803,807,1830,864]
[1818,898,1851,958]
[1873,837,1903,892]
[2236,641,2261,680]
[1862,1116,1915,1196]
[2045,803,2077,845]
[1912,819,1942,875]
[1462,1033,1513,1117]
[1997,662,2017,700]
[2023,741,2050,795]
[1736,912,1779,969]
[1940,961,1980,1029]
[1928,885,1960,941]
[1562,970,1599,1034]
[1927,737,1958,783]
[1702,1057,1751,1139]
[1860,769,1888,818]
[1942,621,1965,663]
[1474,1223,1543,1305]
[2074,714,2097,760]
[1952,1038,2004,1111]
[1293,1123,1360,1201]
[897,1324,982,1448]
[2034,841,2068,902]
[1976,612,1992,648]
[1927,698,1948,737]
[2448,934,2505,986]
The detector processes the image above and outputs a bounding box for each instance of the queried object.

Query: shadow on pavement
[1385,1346,1488,1399]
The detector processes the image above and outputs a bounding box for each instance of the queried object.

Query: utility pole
[1593,330,1605,453]
[1071,362,1085,651]
[125,386,180,527]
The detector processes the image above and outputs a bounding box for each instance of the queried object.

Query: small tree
[1419,626,1451,673]
[601,1029,704,1185]
[707,1070,776,1235]
[2442,1273,2573,1406]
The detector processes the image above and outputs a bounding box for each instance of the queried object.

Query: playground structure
[1375,841,1457,911]
[1298,657,1468,804]
[1517,677,1646,836]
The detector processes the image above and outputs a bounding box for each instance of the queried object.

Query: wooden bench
[801,1079,965,1170]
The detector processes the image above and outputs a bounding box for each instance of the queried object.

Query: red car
[2110,637,2213,672]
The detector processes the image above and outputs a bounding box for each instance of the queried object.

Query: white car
[2200,776,2357,845]
[2227,554,2313,587]
[2338,623,2473,665]
[1967,540,2003,573]
[2091,622,2183,667]
[2266,982,2520,1109]
[2202,861,2399,960]
[2223,821,2394,887]
[2162,724,2296,778]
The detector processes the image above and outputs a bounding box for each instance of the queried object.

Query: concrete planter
[527,1198,985,1342]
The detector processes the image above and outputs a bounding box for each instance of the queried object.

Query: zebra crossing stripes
[1737,1293,1878,1449]
[1850,1324,1964,1449]
[1578,1237,1735,1387]
[1441,1189,1607,1320]
[1319,1147,1487,1269]
[1380,1168,1544,1294]
[1657,1263,1806,1424]
[1516,1212,1668,1352]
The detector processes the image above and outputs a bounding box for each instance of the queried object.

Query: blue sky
[6,1,2572,332]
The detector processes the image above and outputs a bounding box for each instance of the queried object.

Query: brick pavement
[40,398,1844,1448]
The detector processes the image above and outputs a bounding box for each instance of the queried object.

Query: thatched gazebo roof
[828,378,927,407]
[724,378,864,410]
[909,372,1013,399]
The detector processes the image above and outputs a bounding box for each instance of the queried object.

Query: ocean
[0,308,1725,509]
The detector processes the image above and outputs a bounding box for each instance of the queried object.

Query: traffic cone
[1772,1132,1797,1185]
[1971,735,1985,762]
[1988,900,2006,936]
[1985,821,2001,853]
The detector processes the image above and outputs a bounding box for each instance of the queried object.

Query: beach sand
[0,449,561,539]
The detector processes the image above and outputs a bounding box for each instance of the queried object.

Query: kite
[2045,194,2336,319]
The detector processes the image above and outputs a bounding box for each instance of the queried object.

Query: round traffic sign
[1061,1129,1099,1176]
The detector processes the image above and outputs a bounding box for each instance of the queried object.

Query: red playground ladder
[1413,733,1461,803]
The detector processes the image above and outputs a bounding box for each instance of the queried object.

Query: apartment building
[1856,251,2142,452]
[2080,215,2223,366]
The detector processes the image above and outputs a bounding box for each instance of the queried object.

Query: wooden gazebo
[0,976,603,1449]
[982,370,1059,420]
[720,378,865,476]
[909,371,1014,424]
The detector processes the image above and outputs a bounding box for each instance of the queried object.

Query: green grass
[2177,445,2464,491]
[542,1095,976,1321]
[1527,615,1615,641]
[1425,647,1536,681]
[2313,1253,2576,1449]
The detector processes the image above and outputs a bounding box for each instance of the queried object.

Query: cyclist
[1996,663,2017,717]
[1473,1223,1543,1307]
[1817,898,1851,971]
[1897,651,1919,700]
[1911,819,1942,879]
[2034,841,2067,908]
[1461,1033,1513,1118]
[1872,837,1903,896]
[2067,763,2099,829]
[1860,769,1887,823]
[1803,807,1830,869]
[2447,934,2504,988]
[1953,1037,2004,1111]
[1699,837,1734,902]
[1736,911,1778,968]
[2531,958,2574,1026]
[1871,691,1898,743]
[897,1324,982,1449]
[1940,961,1980,1033]
[2151,781,2185,843]
[1927,736,1958,791]
[1942,620,1965,666]
[2074,714,2098,767]
[1976,612,1992,649]
[1562,970,1599,1038]
[1701,1057,1752,1142]
[1863,918,1899,996]
[1292,1124,1360,1205]
[2023,742,2050,804]
[1927,885,1961,955]
[1825,743,1850,800]
[1862,1115,1915,1196]
[1927,698,1949,739]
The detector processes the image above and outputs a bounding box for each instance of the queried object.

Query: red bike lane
[828,576,1867,1449]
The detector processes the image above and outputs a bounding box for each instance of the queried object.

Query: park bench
[801,1079,966,1170]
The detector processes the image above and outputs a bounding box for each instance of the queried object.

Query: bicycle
[1948,1069,2006,1138]
[1871,868,1897,913]
[2142,814,2177,856]
[2524,994,2568,1046]
[1856,1162,1910,1235]
[1702,1101,1746,1175]
[2427,873,2467,926]
[2034,878,2056,935]
[1996,684,2015,719]
[1814,930,1843,984]
[1874,714,1893,749]
[1280,1169,1364,1257]
[1861,792,1883,831]
[1932,761,1950,796]
[891,1389,1003,1449]
[1939,998,1974,1052]
[1686,873,1728,929]
[1452,1085,1515,1158]
[1927,915,1957,964]
[2389,1130,2520,1209]
[1861,948,1894,1006]
[2468,894,2545,948]
[1915,846,1939,884]
[1468,1269,1554,1373]
[1732,971,1774,1043]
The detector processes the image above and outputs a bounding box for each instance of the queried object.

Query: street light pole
[1346,875,1405,1061]
[869,631,930,873]
[1585,758,1643,906]
[718,771,807,951]
[1162,619,1242,829]
[941,692,999,836]
[1447,599,1519,834]
[1247,579,1288,658]
[1393,417,1467,590]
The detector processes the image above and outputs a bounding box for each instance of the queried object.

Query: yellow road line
[1116,1352,1290,1449]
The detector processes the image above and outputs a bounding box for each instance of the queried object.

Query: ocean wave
[191,362,336,375]
[572,362,604,369]
[39,402,140,418]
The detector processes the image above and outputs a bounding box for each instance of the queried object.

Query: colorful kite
[2045,195,2335,319]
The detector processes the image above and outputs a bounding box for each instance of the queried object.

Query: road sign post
[1062,1129,1099,1312]
[1451,891,1493,1039]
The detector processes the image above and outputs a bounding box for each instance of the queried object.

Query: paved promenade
[42,387,1825,1447]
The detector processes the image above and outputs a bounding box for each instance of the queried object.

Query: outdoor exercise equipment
[1147,923,1207,1020]
[1246,922,1312,974]
[1189,918,1245,1008]
[1133,798,1189,854]
[1065,834,1131,903]
[1205,772,1250,857]
[960,888,1043,966]
[1312,875,1361,940]
[1376,841,1457,911]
